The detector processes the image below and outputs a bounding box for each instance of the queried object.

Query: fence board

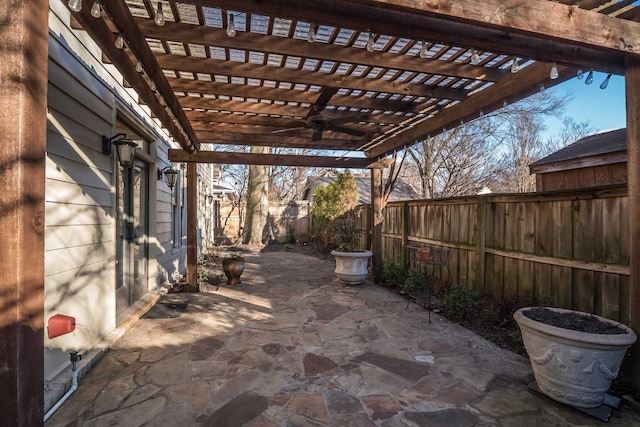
[535,201,553,257]
[554,201,573,259]
[601,273,620,322]
[534,263,553,305]
[553,265,573,309]
[574,269,595,313]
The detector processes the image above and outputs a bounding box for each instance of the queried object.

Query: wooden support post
[371,168,384,281]
[186,162,199,291]
[626,59,640,399]
[0,0,48,424]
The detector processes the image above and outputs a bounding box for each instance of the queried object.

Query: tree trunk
[243,146,271,244]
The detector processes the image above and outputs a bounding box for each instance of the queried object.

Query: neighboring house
[529,129,627,192]
[44,3,213,407]
[302,171,420,204]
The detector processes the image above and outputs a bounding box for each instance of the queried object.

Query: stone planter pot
[222,256,245,286]
[514,307,637,408]
[330,250,372,285]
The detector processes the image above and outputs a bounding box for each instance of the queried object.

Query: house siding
[44,3,193,383]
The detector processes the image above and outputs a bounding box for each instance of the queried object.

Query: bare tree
[404,120,502,198]
[401,89,585,196]
[491,91,586,193]
[548,116,593,149]
[268,147,326,202]
[242,146,271,244]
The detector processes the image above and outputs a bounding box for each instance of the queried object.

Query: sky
[543,70,626,141]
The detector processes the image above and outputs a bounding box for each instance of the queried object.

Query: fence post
[402,201,409,270]
[475,196,487,292]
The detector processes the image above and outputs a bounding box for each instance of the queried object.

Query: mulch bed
[523,307,629,335]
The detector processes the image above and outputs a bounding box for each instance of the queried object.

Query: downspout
[44,351,81,423]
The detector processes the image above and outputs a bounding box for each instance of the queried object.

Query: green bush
[401,270,425,295]
[382,261,405,287]
[333,214,359,251]
[310,171,359,246]
[445,286,478,320]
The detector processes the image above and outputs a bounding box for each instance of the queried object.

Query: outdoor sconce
[158,166,178,189]
[207,194,214,203]
[102,133,138,168]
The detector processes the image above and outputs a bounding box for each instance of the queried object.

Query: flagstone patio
[45,250,640,426]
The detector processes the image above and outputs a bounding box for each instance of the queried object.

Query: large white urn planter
[514,307,636,408]
[331,250,372,285]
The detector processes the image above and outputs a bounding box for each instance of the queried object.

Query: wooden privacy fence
[217,200,310,244]
[354,185,631,324]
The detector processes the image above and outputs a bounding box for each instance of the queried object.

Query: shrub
[445,286,478,320]
[401,270,425,295]
[310,171,359,246]
[382,261,405,287]
[333,214,359,251]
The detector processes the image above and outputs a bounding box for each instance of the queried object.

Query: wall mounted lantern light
[158,166,178,189]
[102,133,138,168]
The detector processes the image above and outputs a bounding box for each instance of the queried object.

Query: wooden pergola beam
[172,80,424,112]
[351,0,640,56]
[98,1,197,149]
[156,53,469,101]
[366,63,575,158]
[169,149,376,168]
[185,109,410,126]
[196,133,366,151]
[184,0,627,74]
[137,18,505,82]
[193,123,378,138]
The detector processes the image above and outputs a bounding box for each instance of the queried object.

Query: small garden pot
[331,250,372,285]
[514,307,636,408]
[222,256,245,286]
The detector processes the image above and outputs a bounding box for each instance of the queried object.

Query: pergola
[4,0,640,423]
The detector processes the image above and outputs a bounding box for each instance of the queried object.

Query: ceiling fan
[272,115,367,141]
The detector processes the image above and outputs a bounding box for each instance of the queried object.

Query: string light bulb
[155,2,165,26]
[226,13,236,37]
[576,69,584,80]
[115,32,125,49]
[307,23,315,43]
[550,63,559,80]
[600,73,612,90]
[510,57,520,73]
[366,31,375,52]
[419,41,428,59]
[470,48,480,65]
[135,59,143,73]
[68,0,82,12]
[585,70,594,85]
[90,0,101,18]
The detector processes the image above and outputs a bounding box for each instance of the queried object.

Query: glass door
[116,158,149,321]
[132,160,148,301]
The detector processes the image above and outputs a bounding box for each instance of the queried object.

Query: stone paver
[45,250,640,426]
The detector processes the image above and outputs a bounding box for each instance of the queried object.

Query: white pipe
[44,352,80,423]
